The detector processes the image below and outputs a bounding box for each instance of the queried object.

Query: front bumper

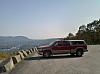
[37,48,43,55]
[38,51,43,55]
[83,49,88,52]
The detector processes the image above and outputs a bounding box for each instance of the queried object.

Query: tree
[65,33,75,40]
[65,19,100,44]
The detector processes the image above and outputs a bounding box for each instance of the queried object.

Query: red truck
[37,40,88,57]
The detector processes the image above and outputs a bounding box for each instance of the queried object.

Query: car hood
[38,45,50,49]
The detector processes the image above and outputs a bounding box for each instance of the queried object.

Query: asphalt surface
[3,45,100,74]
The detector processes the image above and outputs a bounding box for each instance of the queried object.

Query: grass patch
[0,51,10,60]
[0,49,29,60]
[0,50,17,60]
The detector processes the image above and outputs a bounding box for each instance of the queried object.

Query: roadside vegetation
[0,51,10,60]
[65,19,100,45]
[0,50,17,60]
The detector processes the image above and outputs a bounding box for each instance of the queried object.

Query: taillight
[85,45,87,49]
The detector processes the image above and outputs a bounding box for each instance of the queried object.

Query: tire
[76,49,83,57]
[43,51,51,58]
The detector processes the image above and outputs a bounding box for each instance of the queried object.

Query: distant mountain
[0,36,33,49]
[0,36,61,50]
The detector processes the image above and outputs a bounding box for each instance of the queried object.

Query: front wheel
[43,51,51,58]
[76,49,84,57]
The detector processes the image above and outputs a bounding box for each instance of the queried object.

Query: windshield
[49,41,56,46]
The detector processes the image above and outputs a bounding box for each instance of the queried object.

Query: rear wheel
[76,49,83,57]
[43,51,51,58]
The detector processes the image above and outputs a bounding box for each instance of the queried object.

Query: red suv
[37,40,88,57]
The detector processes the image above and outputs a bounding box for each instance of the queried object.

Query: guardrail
[0,47,37,73]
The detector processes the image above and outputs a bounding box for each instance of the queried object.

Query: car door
[52,41,70,54]
[62,41,70,53]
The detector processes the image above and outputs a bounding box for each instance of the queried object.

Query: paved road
[7,45,100,74]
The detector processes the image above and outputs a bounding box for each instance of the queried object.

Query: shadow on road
[25,55,80,61]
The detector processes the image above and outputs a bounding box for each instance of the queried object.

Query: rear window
[71,41,85,45]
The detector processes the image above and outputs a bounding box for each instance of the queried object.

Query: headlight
[37,48,43,52]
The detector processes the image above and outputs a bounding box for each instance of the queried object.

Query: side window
[71,41,85,45]
[57,42,63,46]
[53,42,58,46]
[54,41,63,46]
[63,41,70,46]
[78,41,85,44]
[71,41,77,45]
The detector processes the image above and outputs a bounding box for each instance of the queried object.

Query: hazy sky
[0,0,100,39]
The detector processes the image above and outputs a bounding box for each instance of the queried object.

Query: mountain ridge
[0,36,60,50]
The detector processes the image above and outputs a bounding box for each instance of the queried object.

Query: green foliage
[0,52,10,60]
[65,19,100,44]
[0,50,17,60]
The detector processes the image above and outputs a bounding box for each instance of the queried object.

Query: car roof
[56,40,85,42]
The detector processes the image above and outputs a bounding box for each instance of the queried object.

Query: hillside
[0,36,60,50]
